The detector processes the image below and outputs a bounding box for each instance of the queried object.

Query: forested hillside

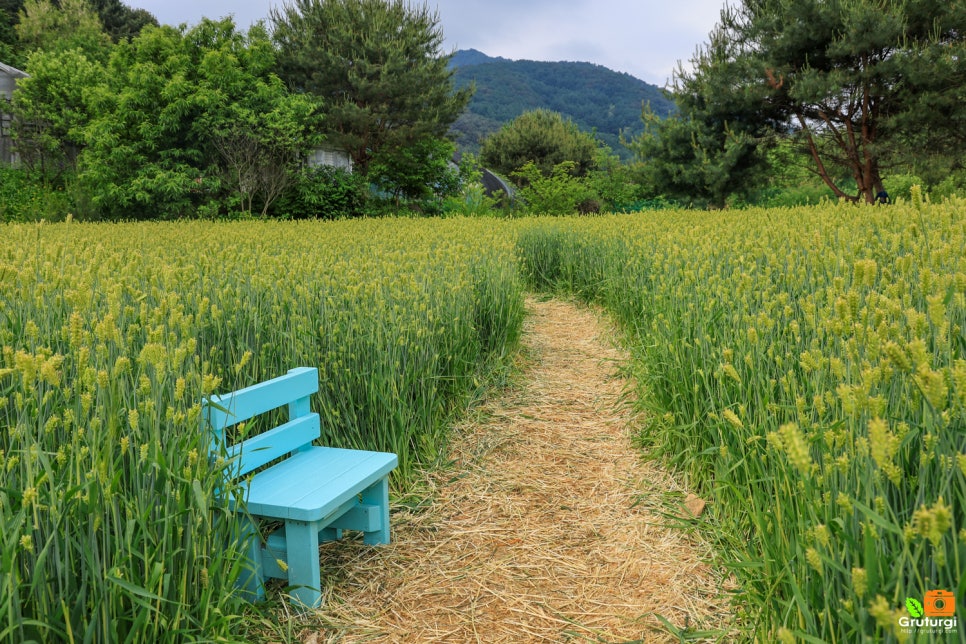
[449,49,674,156]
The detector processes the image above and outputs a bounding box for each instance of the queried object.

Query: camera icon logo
[924,590,956,617]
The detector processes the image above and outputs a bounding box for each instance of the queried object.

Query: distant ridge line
[448,49,676,157]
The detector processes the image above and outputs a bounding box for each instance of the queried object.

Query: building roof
[0,62,28,79]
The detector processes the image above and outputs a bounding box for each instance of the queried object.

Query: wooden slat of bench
[226,414,321,477]
[240,447,398,522]
[205,367,318,430]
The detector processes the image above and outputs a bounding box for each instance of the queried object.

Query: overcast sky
[125,1,728,86]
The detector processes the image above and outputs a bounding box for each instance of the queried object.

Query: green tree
[16,0,112,62]
[0,0,20,65]
[368,135,458,207]
[626,15,774,210]
[512,160,596,216]
[210,91,323,216]
[79,19,322,218]
[479,109,600,183]
[586,148,642,213]
[2,0,154,55]
[12,47,105,182]
[689,0,966,203]
[629,102,766,209]
[86,0,156,42]
[270,0,470,180]
[276,164,368,219]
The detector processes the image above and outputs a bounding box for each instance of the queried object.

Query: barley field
[516,192,965,641]
[2,197,964,642]
[0,217,524,641]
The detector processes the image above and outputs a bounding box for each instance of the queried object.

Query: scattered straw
[299,297,733,642]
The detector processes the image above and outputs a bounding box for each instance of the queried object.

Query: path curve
[309,297,730,642]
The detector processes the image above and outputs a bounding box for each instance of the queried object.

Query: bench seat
[239,446,397,524]
[204,367,397,608]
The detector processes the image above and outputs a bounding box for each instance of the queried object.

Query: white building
[0,61,28,165]
[307,144,352,171]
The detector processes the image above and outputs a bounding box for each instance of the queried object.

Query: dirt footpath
[308,297,732,642]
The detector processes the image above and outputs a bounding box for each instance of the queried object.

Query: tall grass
[0,217,523,641]
[6,200,963,641]
[516,197,966,641]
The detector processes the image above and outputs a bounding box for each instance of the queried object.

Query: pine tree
[271,0,471,177]
[655,0,966,204]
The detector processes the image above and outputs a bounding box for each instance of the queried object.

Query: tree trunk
[795,110,854,201]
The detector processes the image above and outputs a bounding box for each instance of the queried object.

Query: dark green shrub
[512,161,596,216]
[0,167,73,222]
[275,166,368,219]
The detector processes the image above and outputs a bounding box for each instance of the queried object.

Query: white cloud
[432,0,726,84]
[126,0,727,85]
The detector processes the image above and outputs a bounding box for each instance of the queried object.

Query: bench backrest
[202,366,320,478]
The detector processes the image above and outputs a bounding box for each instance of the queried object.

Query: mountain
[450,49,510,67]
[448,49,676,158]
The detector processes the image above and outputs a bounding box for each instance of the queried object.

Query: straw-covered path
[307,297,731,642]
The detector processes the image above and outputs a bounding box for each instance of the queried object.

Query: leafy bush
[512,161,596,216]
[882,173,924,202]
[441,153,503,217]
[368,136,460,206]
[0,167,72,222]
[930,171,966,201]
[274,166,368,219]
[747,184,832,208]
[442,182,500,217]
[481,109,600,180]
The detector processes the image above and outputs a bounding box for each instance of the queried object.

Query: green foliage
[274,165,368,219]
[15,0,112,62]
[0,165,71,221]
[85,0,157,42]
[702,0,966,203]
[0,0,155,53]
[881,174,924,203]
[627,43,771,209]
[748,185,831,209]
[271,0,471,178]
[76,22,213,218]
[442,182,499,218]
[930,171,966,201]
[628,0,966,207]
[512,161,596,216]
[13,47,105,183]
[0,1,21,66]
[76,19,321,219]
[741,139,835,207]
[585,149,644,213]
[480,109,600,183]
[441,154,501,217]
[368,135,459,206]
[208,83,323,217]
[449,50,675,157]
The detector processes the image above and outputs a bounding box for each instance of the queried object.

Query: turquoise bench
[202,366,398,608]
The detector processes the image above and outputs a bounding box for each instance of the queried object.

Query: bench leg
[361,477,391,545]
[284,519,322,608]
[320,527,343,542]
[234,515,265,602]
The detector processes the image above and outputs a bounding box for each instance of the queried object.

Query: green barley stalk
[0,217,524,641]
[515,201,966,642]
